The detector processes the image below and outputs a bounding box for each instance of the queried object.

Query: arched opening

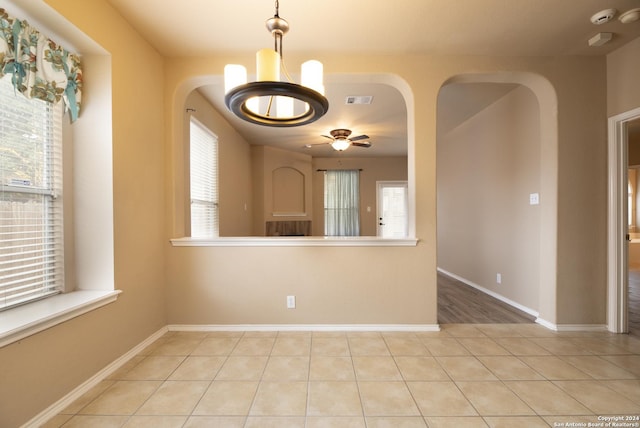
[436,72,558,327]
[168,73,417,242]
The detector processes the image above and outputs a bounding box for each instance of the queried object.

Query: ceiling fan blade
[352,142,372,148]
[304,142,330,148]
[350,134,370,142]
[321,134,334,140]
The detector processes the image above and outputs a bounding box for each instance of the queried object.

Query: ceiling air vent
[345,95,373,105]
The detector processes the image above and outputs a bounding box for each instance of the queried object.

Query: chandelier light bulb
[224,64,247,93]
[301,60,324,95]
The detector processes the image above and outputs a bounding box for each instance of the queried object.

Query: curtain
[324,169,360,236]
[0,8,82,122]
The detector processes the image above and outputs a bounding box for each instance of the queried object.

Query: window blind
[190,118,219,238]
[0,76,64,310]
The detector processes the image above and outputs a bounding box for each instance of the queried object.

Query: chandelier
[224,0,329,127]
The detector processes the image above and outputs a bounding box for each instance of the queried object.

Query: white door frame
[608,106,640,333]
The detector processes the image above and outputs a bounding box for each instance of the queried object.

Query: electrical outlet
[286,295,296,309]
[496,273,502,284]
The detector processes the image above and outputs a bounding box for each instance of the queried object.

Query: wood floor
[438,270,640,337]
[437,272,536,324]
[629,267,640,336]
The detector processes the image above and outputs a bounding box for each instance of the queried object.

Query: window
[324,169,360,236]
[190,118,219,237]
[0,75,64,310]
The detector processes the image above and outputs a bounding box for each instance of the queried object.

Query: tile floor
[44,324,640,428]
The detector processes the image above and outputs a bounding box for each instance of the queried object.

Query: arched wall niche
[272,167,305,215]
[437,71,559,326]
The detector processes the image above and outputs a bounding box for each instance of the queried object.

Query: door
[608,108,640,333]
[377,181,408,237]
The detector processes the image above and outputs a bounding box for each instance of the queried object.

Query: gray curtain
[324,170,360,236]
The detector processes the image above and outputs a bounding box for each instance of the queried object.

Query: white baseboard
[168,324,441,332]
[534,317,557,331]
[535,318,608,332]
[22,326,168,428]
[437,268,539,318]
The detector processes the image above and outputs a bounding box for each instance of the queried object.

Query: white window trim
[0,2,120,348]
[171,236,418,247]
[0,290,121,348]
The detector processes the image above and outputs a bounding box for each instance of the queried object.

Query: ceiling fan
[305,128,372,151]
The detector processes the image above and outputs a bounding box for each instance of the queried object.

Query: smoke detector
[591,8,617,25]
[619,8,640,24]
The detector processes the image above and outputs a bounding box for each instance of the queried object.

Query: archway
[436,72,558,327]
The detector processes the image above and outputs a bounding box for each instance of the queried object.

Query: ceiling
[106,0,640,157]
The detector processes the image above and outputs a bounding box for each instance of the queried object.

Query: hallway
[437,272,536,325]
[439,271,640,337]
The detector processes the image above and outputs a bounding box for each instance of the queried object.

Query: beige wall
[629,130,640,166]
[165,54,607,327]
[437,85,541,312]
[0,1,167,426]
[185,90,253,236]
[607,37,640,117]
[312,157,408,236]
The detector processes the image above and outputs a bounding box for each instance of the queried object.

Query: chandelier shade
[225,81,329,127]
[223,0,329,127]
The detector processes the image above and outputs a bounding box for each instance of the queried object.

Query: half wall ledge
[170,237,419,247]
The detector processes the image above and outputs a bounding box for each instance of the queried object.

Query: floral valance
[0,8,82,122]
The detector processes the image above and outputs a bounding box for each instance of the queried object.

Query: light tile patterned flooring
[45,324,640,428]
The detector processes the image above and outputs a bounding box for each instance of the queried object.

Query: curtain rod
[316,169,363,172]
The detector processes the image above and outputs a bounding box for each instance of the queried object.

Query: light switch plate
[529,193,540,205]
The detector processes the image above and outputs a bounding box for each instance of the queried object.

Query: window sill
[0,290,122,348]
[170,236,419,247]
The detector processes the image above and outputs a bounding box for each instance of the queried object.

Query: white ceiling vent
[345,96,373,105]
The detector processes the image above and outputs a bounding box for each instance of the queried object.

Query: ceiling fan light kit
[306,128,372,151]
[224,0,329,127]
